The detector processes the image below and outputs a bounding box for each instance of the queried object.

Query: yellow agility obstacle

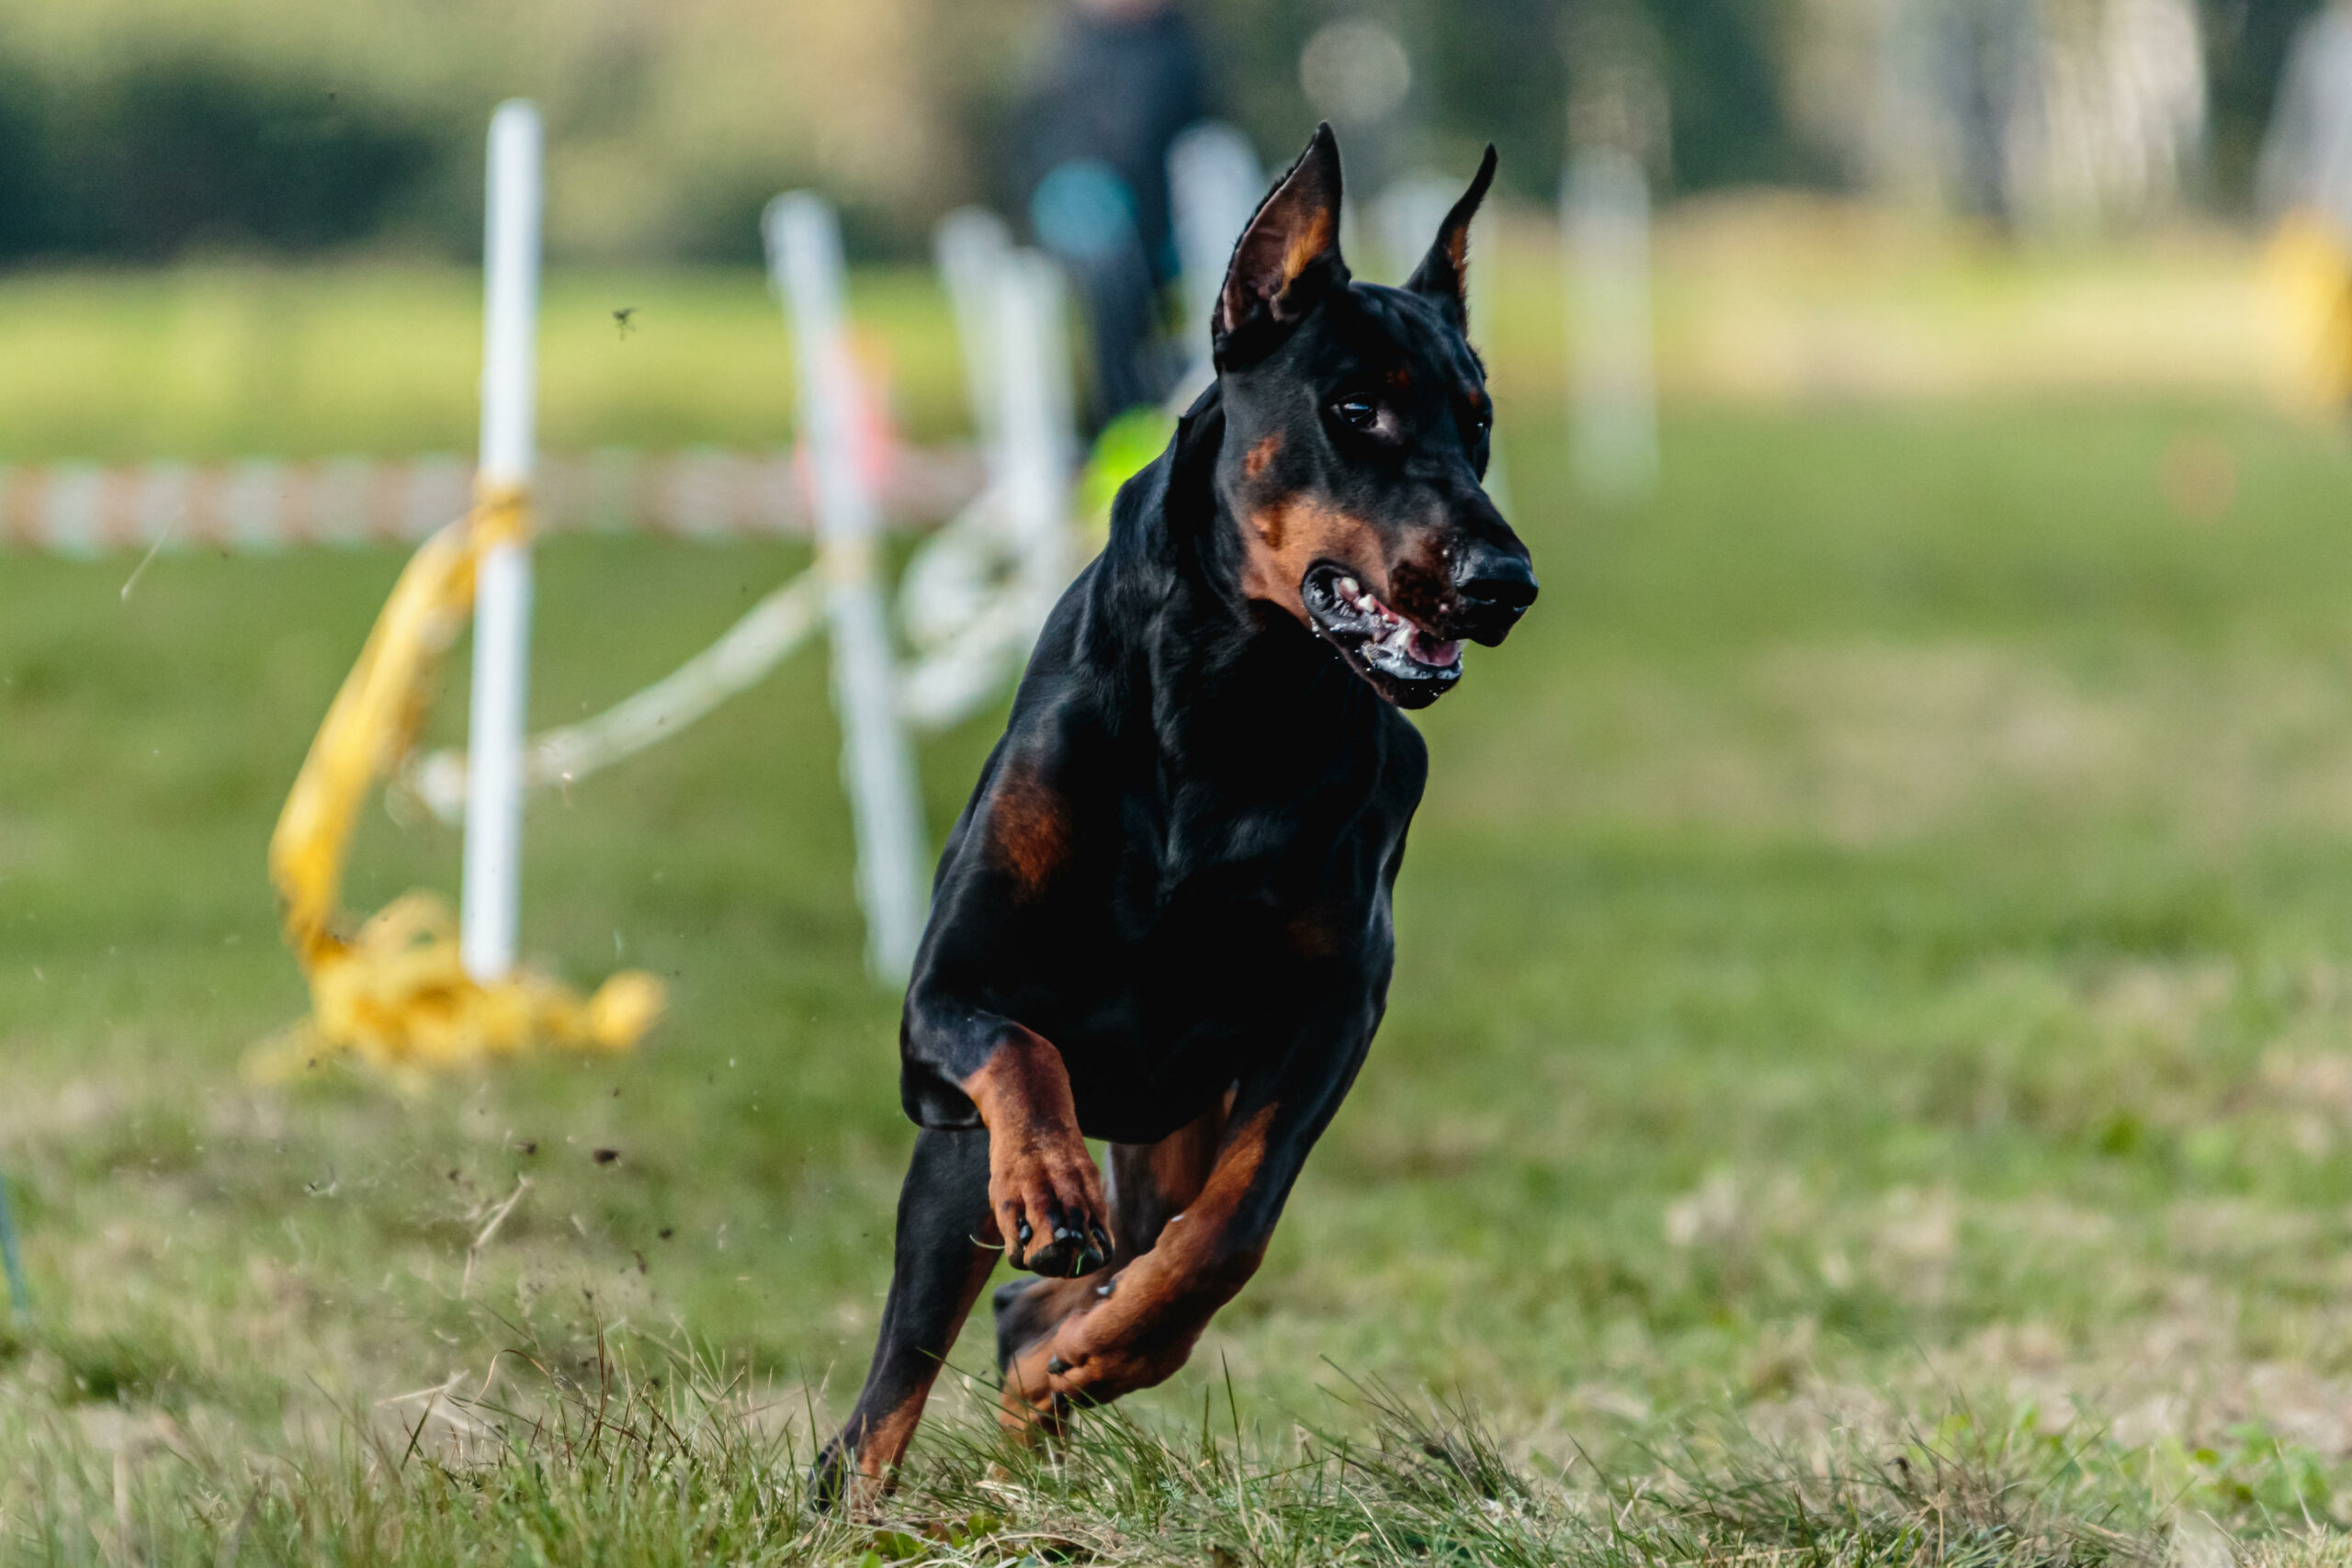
[254,483,662,1083]
[259,118,1099,1074]
[255,101,661,1084]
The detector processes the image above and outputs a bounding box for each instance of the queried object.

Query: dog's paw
[808,1437,855,1512]
[989,1134,1112,1278]
[992,1275,1102,1371]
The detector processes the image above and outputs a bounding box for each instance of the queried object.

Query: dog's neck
[1080,387,1381,776]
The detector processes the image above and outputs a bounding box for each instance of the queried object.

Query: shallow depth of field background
[12,0,2352,1557]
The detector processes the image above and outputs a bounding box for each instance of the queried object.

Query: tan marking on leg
[853,1392,926,1488]
[1000,1106,1277,1424]
[1109,1105,1227,1257]
[996,1102,1231,1398]
[847,1243,998,1500]
[1133,1113,1222,1240]
[960,1029,1080,1143]
[961,1030,1104,1272]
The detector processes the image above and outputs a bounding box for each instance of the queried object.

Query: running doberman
[814,125,1537,1504]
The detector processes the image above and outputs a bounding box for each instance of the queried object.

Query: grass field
[0,211,2274,466]
[10,245,2352,1560]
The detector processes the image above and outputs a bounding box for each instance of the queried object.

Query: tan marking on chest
[987,761,1069,900]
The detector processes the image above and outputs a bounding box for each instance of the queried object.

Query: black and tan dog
[814,125,1536,1502]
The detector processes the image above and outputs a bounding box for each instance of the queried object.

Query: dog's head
[1209,124,1535,710]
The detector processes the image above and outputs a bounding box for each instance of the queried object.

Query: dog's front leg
[997,1028,1370,1427]
[961,1026,1114,1278]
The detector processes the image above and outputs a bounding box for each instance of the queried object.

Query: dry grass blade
[458,1175,530,1300]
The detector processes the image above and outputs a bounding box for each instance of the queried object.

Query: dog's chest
[1041,777,1403,1136]
[1106,763,1399,958]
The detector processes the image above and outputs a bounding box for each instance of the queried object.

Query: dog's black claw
[1046,1354,1067,1374]
[1091,1224,1114,1258]
[1016,1220,1033,1246]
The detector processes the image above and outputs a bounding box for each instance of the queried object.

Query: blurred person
[1010,0,1209,429]
[2259,0,2352,410]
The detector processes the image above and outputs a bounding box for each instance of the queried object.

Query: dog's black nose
[1455,545,1537,644]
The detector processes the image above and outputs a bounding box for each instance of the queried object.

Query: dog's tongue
[1409,629,1461,668]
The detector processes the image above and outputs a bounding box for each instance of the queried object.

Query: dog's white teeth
[1338,576,1360,600]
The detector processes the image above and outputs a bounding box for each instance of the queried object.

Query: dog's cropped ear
[1404,145,1498,326]
[1214,123,1348,367]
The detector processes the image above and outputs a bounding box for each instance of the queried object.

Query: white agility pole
[765,192,929,984]
[934,209,1014,464]
[1376,174,1511,513]
[1562,146,1658,503]
[898,209,1013,662]
[460,99,542,984]
[995,251,1075,593]
[897,247,1076,729]
[1167,122,1264,402]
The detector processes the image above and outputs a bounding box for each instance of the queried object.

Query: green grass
[0,223,2263,466]
[11,256,2352,1557]
[0,265,971,461]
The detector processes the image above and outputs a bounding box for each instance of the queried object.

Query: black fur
[812,125,1535,1506]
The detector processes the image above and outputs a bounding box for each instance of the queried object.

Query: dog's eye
[1333,397,1379,431]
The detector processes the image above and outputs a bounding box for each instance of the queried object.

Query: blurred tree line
[0,0,2327,266]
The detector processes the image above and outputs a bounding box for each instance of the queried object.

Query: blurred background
[0,0,2331,467]
[0,0,2296,258]
[19,0,2352,1551]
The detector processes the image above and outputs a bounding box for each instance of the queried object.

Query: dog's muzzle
[1450,538,1538,647]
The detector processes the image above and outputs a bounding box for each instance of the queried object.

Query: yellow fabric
[254,484,664,1084]
[2264,209,2352,412]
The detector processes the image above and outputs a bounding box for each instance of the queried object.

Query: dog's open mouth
[1300,563,1462,706]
